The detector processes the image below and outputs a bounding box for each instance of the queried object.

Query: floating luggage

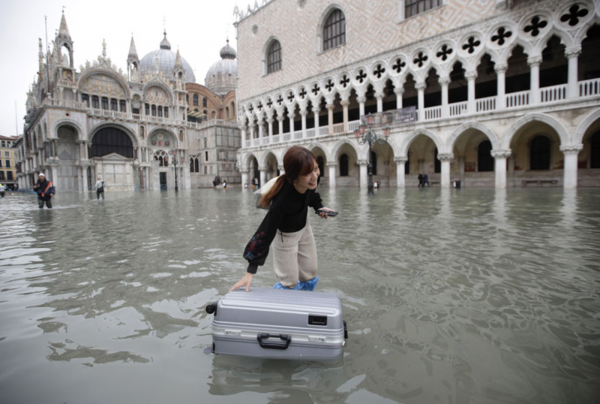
[206,288,348,360]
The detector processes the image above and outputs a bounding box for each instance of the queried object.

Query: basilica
[15,12,240,192]
[235,0,600,189]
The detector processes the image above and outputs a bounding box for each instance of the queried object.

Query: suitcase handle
[257,333,292,350]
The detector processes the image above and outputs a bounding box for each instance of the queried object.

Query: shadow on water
[0,188,600,403]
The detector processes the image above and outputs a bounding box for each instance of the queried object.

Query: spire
[128,35,138,59]
[174,49,183,69]
[58,10,71,40]
[160,30,171,50]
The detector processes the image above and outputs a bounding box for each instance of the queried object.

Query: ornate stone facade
[235,0,600,189]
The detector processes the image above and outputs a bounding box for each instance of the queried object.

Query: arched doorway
[57,125,80,191]
[91,126,136,191]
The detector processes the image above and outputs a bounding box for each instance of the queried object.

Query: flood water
[1,187,599,404]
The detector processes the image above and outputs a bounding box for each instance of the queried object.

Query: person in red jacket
[230,146,335,292]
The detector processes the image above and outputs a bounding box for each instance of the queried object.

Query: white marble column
[491,149,511,189]
[566,47,581,99]
[561,144,583,189]
[416,82,426,121]
[466,71,477,114]
[359,160,368,189]
[394,156,407,188]
[440,77,450,118]
[258,119,264,143]
[327,162,337,189]
[313,106,320,136]
[327,103,334,135]
[300,109,308,138]
[357,96,366,117]
[376,94,384,113]
[341,100,349,133]
[495,64,507,110]
[240,169,249,188]
[259,168,266,188]
[277,116,284,138]
[395,88,404,110]
[528,56,542,105]
[438,153,453,189]
[288,110,295,137]
[267,116,274,143]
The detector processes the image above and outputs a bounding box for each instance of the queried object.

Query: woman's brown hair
[258,146,317,208]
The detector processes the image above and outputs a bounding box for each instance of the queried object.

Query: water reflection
[0,189,599,403]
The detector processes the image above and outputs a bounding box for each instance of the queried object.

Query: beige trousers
[272,219,318,288]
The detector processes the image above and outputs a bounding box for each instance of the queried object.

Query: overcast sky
[0,0,251,139]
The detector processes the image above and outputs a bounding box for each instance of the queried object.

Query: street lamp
[354,113,391,195]
[171,150,183,192]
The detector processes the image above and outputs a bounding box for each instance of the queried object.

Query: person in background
[33,173,54,209]
[222,179,227,190]
[423,173,430,187]
[230,146,335,293]
[0,183,5,198]
[95,178,105,200]
[417,173,424,187]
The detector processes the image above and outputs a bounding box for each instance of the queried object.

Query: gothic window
[145,103,150,115]
[119,100,126,112]
[164,107,169,118]
[91,127,133,158]
[370,152,378,175]
[190,158,194,173]
[205,151,209,161]
[590,131,600,168]
[101,97,109,110]
[193,94,199,106]
[186,94,189,104]
[406,0,443,18]
[92,96,99,109]
[195,157,199,172]
[158,106,163,117]
[110,98,118,111]
[203,97,208,108]
[434,148,441,173]
[151,105,157,116]
[81,93,90,107]
[323,9,346,51]
[267,40,282,74]
[478,140,494,172]
[339,154,349,176]
[530,136,551,170]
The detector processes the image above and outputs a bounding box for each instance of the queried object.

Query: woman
[230,146,334,292]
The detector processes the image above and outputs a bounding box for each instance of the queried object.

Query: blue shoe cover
[273,276,318,291]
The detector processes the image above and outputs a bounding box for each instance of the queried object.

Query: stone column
[358,159,369,189]
[394,156,408,188]
[395,88,404,110]
[83,165,89,191]
[327,103,334,135]
[313,106,320,136]
[288,110,295,137]
[495,64,507,110]
[376,93,384,113]
[277,115,284,138]
[327,162,337,189]
[439,77,450,118]
[300,109,308,138]
[561,144,583,189]
[267,116,274,143]
[259,167,266,188]
[566,47,581,99]
[258,118,264,142]
[438,153,453,189]
[416,82,426,121]
[466,71,477,114]
[341,100,350,133]
[358,96,366,117]
[528,56,542,105]
[240,168,249,188]
[491,149,511,189]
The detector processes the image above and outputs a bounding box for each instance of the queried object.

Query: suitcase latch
[309,315,327,326]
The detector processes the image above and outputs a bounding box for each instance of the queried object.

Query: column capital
[276,114,285,122]
[565,46,582,58]
[326,161,338,167]
[357,96,367,103]
[560,144,583,154]
[239,168,249,174]
[300,109,308,117]
[358,159,369,166]
[527,56,542,66]
[415,82,426,91]
[491,149,512,159]
[437,153,454,162]
[258,166,267,172]
[393,87,405,95]
[438,76,451,86]
[341,100,350,107]
[326,103,335,111]
[494,64,508,74]
[465,71,478,80]
[394,156,408,164]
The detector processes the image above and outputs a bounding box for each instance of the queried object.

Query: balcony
[242,77,600,149]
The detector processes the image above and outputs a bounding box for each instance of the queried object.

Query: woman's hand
[318,207,335,219]
[230,273,254,292]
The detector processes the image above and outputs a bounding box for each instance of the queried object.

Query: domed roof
[205,40,237,95]
[140,31,196,83]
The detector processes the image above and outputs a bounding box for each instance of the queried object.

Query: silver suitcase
[206,288,348,359]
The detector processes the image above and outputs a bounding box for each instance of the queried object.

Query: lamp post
[171,150,182,192]
[354,113,391,195]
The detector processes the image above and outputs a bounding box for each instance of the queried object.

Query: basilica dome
[140,31,196,83]
[205,41,237,95]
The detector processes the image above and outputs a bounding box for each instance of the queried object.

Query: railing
[540,84,567,103]
[262,137,269,145]
[252,138,260,147]
[283,133,291,142]
[506,90,530,108]
[424,106,442,120]
[348,120,361,133]
[332,123,345,134]
[476,96,497,112]
[319,127,329,136]
[45,99,88,110]
[580,78,600,97]
[449,102,468,117]
[272,135,280,144]
[294,130,303,140]
[306,128,315,138]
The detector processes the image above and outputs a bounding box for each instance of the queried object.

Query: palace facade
[235,0,600,189]
[17,12,240,192]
